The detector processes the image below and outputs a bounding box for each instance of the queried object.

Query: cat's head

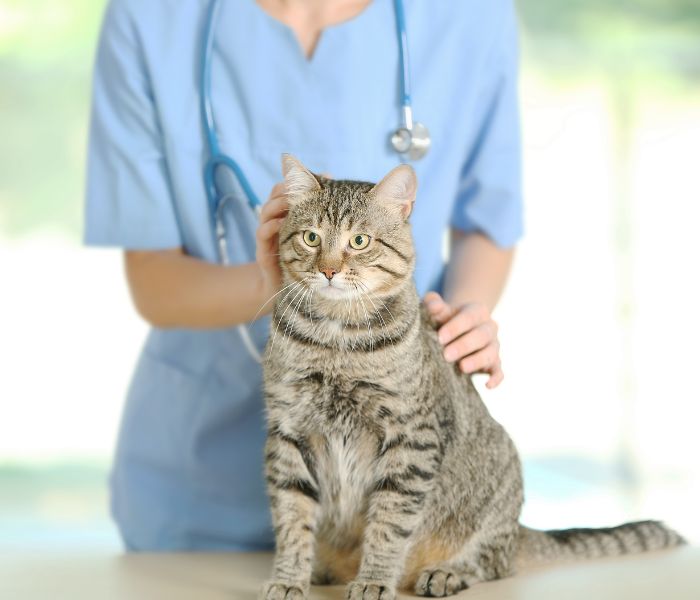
[277,154,417,302]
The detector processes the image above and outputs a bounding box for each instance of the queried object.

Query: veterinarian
[85,0,523,551]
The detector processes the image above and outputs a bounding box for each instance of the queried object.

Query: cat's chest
[281,367,394,429]
[311,431,378,535]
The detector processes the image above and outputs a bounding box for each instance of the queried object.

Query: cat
[260,154,685,600]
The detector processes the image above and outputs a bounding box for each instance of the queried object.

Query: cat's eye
[302,230,321,247]
[349,234,371,250]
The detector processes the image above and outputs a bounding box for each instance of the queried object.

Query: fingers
[255,182,291,294]
[424,292,455,325]
[443,321,497,363]
[485,364,504,389]
[256,216,284,243]
[458,341,503,388]
[256,217,285,265]
[457,340,500,374]
[258,184,289,265]
[260,194,288,223]
[437,303,489,346]
[261,176,328,225]
[269,181,286,199]
[428,299,504,389]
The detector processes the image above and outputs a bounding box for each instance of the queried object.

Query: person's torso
[110,0,511,550]
[135,0,506,287]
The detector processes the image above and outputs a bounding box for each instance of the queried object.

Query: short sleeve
[84,0,181,248]
[450,1,523,248]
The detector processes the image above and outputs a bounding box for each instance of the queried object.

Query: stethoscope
[200,0,429,362]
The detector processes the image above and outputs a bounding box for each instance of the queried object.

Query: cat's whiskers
[344,284,361,348]
[350,292,362,353]
[252,278,302,323]
[355,280,400,359]
[358,277,399,358]
[355,289,375,353]
[355,281,387,333]
[283,286,309,344]
[349,283,363,353]
[268,279,309,354]
[356,279,406,359]
[304,287,315,329]
[340,288,353,353]
[356,278,401,333]
[274,282,308,349]
[339,285,360,353]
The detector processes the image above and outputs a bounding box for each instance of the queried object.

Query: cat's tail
[517,520,685,567]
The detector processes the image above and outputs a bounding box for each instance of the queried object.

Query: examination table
[2,547,699,599]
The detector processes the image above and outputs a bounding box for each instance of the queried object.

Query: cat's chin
[314,284,352,299]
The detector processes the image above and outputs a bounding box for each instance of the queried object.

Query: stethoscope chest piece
[391,121,431,161]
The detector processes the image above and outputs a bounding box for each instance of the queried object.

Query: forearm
[124,248,270,328]
[442,229,515,311]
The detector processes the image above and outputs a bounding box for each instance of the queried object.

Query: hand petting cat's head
[278,154,417,303]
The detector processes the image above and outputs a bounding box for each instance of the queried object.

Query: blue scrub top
[85,0,523,551]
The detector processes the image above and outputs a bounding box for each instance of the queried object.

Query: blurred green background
[0,0,104,236]
[1,0,699,552]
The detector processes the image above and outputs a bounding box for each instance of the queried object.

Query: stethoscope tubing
[393,0,412,116]
[200,0,262,227]
[198,0,424,363]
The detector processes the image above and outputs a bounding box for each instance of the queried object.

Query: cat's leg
[346,485,425,600]
[414,526,519,597]
[414,436,524,597]
[261,428,320,600]
[346,424,442,600]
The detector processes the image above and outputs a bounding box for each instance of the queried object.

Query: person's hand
[256,182,288,300]
[424,291,504,389]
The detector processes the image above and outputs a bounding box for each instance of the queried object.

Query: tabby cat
[260,155,684,600]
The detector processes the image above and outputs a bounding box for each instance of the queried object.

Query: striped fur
[518,520,686,569]
[260,159,685,600]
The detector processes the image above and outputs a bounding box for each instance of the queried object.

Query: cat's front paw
[345,580,395,600]
[414,568,465,597]
[260,581,307,600]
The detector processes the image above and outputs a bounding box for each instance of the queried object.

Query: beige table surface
[2,548,699,600]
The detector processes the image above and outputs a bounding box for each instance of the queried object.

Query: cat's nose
[320,267,337,281]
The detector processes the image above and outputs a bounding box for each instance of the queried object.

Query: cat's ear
[281,154,321,203]
[371,164,417,219]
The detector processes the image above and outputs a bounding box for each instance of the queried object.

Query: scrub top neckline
[243,0,381,67]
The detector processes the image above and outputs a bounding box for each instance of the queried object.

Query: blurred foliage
[0,0,104,62]
[0,0,105,237]
[519,0,700,82]
[0,0,699,237]
[0,462,117,551]
[521,0,700,38]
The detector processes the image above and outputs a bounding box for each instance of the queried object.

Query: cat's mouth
[309,275,355,299]
[303,272,373,300]
[315,281,348,298]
